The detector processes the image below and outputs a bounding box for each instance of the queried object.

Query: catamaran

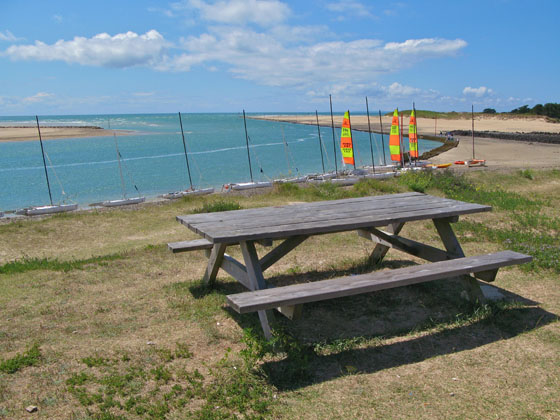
[91,119,145,207]
[223,110,272,191]
[161,112,214,199]
[15,116,78,216]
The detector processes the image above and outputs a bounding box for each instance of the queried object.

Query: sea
[0,113,441,211]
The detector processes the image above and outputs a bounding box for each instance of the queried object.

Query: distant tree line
[510,103,560,118]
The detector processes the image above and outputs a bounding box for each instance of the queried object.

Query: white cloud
[0,30,20,42]
[22,92,54,103]
[162,29,466,93]
[463,86,493,97]
[385,82,421,97]
[4,30,169,68]
[178,0,291,26]
[326,1,373,18]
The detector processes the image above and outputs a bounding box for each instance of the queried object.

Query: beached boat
[17,116,78,216]
[93,119,145,208]
[468,159,486,167]
[426,163,453,169]
[223,181,273,192]
[161,112,214,199]
[16,203,78,216]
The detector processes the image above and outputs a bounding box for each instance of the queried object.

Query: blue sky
[0,0,557,115]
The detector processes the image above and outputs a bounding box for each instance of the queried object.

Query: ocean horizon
[0,113,440,211]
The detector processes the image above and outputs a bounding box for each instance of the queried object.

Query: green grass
[192,199,242,213]
[0,253,125,275]
[0,343,41,374]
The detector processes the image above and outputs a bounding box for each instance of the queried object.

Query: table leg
[433,218,485,303]
[240,241,274,339]
[368,222,405,265]
[202,243,227,287]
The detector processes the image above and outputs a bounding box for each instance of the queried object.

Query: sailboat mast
[329,95,338,176]
[242,110,254,183]
[178,112,194,190]
[379,110,387,166]
[315,110,325,173]
[109,118,127,199]
[36,116,53,206]
[413,102,418,166]
[472,104,475,160]
[365,97,375,174]
[347,110,356,169]
[399,111,404,167]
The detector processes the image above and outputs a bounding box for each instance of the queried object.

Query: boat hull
[224,181,273,191]
[161,188,214,199]
[17,203,78,216]
[99,197,146,207]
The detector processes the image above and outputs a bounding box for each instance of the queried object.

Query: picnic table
[172,192,531,338]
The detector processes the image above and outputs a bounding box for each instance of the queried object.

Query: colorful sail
[409,109,418,159]
[389,109,401,162]
[340,111,354,165]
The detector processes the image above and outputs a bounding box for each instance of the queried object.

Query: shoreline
[0,126,132,142]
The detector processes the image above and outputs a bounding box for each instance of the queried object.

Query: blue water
[0,113,440,210]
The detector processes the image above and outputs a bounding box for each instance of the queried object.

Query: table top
[177,192,491,244]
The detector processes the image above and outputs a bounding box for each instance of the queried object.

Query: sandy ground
[430,136,560,169]
[254,114,560,136]
[0,126,127,142]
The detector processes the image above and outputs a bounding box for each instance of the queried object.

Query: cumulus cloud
[178,0,290,26]
[162,29,466,93]
[4,30,169,68]
[463,86,493,97]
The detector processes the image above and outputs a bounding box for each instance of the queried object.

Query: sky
[0,0,558,115]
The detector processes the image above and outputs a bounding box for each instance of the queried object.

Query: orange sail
[340,111,354,165]
[389,109,401,162]
[409,109,418,159]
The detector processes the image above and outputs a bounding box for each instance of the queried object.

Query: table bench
[172,192,531,338]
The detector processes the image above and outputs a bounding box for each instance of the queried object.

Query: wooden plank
[202,243,227,286]
[226,251,532,313]
[167,238,213,253]
[188,199,488,236]
[179,194,465,233]
[203,203,491,243]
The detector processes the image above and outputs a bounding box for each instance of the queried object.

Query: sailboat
[91,120,145,207]
[161,112,214,199]
[389,109,402,167]
[223,110,272,191]
[15,116,78,216]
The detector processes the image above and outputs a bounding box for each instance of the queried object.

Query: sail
[340,111,354,165]
[389,109,401,162]
[409,109,418,159]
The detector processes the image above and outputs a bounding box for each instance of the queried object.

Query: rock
[25,405,38,413]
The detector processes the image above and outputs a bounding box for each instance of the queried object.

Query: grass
[0,168,558,419]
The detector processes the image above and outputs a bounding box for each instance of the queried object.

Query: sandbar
[0,126,130,142]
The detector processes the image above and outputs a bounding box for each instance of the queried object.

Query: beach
[0,126,122,142]
[254,114,560,170]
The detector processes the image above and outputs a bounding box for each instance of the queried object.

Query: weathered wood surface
[226,251,532,313]
[168,238,214,253]
[177,193,491,243]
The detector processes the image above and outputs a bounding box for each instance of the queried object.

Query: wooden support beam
[220,254,250,290]
[240,241,274,338]
[433,218,485,303]
[367,222,405,265]
[202,243,227,286]
[259,235,308,272]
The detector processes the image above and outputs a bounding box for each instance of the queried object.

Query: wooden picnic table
[174,192,531,338]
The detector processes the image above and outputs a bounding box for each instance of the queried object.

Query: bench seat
[226,251,531,314]
[168,239,214,253]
